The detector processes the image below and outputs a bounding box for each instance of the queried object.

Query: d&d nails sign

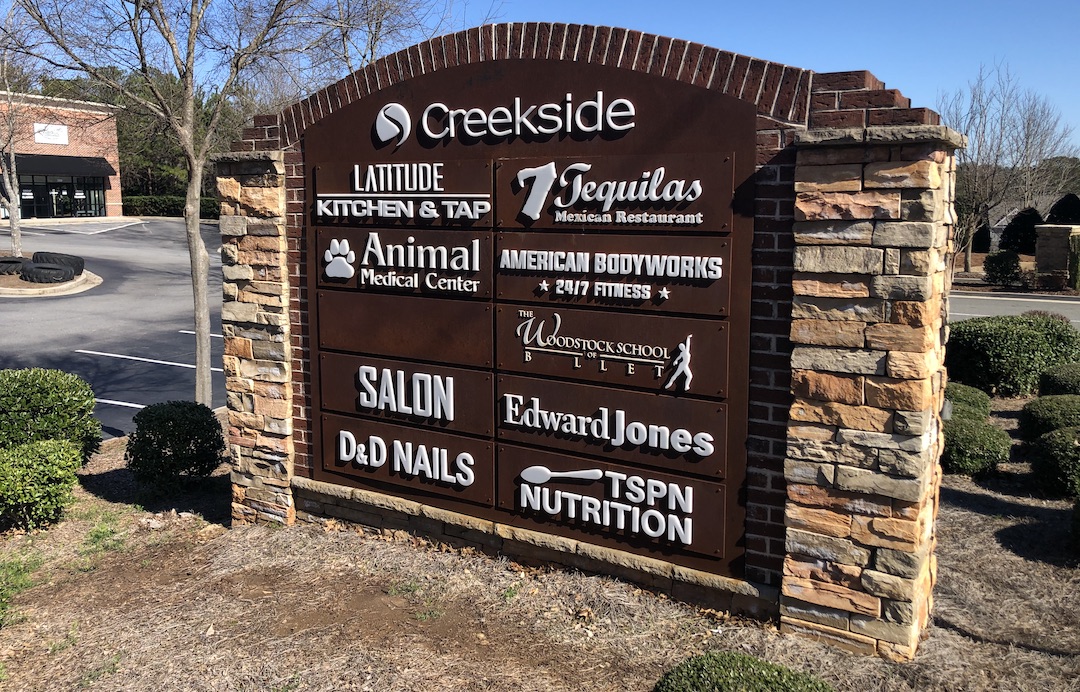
[306,59,753,577]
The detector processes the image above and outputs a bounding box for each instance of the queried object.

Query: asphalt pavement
[0,218,225,437]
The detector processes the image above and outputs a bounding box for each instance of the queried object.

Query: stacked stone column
[214,151,295,525]
[780,125,963,660]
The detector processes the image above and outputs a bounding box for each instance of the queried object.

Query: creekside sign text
[305,59,754,575]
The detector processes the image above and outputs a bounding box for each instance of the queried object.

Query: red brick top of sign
[234,23,938,151]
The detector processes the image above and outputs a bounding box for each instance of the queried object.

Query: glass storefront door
[19,175,106,218]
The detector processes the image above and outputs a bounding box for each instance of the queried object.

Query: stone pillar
[780,125,963,660]
[214,151,295,525]
[1035,224,1080,289]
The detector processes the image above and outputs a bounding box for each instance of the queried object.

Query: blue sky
[474,0,1080,144]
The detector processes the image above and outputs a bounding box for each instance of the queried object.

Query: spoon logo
[374,103,411,146]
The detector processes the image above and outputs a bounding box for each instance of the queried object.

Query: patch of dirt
[1,437,1078,691]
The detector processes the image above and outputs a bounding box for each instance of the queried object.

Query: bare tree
[0,9,41,257]
[940,64,1079,271]
[15,0,310,405]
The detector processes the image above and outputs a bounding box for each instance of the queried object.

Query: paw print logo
[324,239,356,279]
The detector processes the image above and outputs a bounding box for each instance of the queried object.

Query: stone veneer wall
[781,125,962,659]
[214,23,963,659]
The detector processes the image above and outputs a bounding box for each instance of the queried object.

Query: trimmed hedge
[122,195,220,219]
[1040,363,1080,396]
[1018,395,1080,442]
[941,417,1010,476]
[0,368,101,463]
[982,250,1021,287]
[0,440,81,530]
[946,314,1080,396]
[654,651,834,692]
[1028,426,1080,498]
[945,382,991,418]
[125,401,225,487]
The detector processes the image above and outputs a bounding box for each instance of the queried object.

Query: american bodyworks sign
[304,60,754,575]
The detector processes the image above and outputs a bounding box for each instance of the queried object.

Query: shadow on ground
[78,465,232,525]
[940,484,1076,567]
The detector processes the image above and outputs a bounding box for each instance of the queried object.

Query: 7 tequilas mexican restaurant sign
[305,59,754,576]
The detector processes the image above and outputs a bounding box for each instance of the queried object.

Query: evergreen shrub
[945,382,991,418]
[1028,426,1080,497]
[0,441,81,530]
[946,315,1080,396]
[941,418,1010,476]
[982,250,1021,287]
[1040,363,1080,396]
[1018,395,1080,442]
[125,401,225,487]
[0,368,101,463]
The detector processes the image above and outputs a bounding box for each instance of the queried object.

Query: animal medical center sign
[306,60,754,575]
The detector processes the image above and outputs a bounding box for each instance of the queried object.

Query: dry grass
[0,429,1078,691]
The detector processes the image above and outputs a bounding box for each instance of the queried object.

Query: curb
[0,270,103,297]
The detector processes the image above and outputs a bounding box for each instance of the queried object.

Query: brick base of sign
[292,475,779,617]
[1035,224,1080,289]
[213,22,965,662]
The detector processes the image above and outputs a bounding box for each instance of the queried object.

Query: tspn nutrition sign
[306,59,754,575]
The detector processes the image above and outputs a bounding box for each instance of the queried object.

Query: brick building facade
[1,92,122,218]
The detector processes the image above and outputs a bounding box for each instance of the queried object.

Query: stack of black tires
[0,252,84,283]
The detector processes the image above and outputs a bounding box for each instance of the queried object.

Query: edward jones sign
[305,59,754,576]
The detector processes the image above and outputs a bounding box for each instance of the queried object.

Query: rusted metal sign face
[497,375,727,478]
[321,414,494,507]
[317,291,493,368]
[495,305,730,397]
[316,228,493,299]
[496,445,728,562]
[303,57,755,577]
[320,352,494,436]
[495,232,732,316]
[494,153,734,232]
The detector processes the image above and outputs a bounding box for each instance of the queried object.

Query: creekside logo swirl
[374,103,411,147]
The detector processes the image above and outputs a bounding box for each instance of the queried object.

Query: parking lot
[0,218,225,437]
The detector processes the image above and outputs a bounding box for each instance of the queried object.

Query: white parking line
[952,294,1080,304]
[95,398,146,409]
[75,349,224,372]
[178,330,224,338]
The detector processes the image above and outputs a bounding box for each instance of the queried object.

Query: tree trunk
[964,242,973,273]
[185,165,213,406]
[6,201,20,257]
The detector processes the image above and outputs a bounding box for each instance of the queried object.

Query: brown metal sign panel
[495,232,732,316]
[495,305,729,397]
[303,61,757,162]
[320,413,494,507]
[317,291,493,368]
[495,445,727,562]
[320,352,495,436]
[496,375,727,479]
[316,227,493,299]
[494,153,733,232]
[310,160,494,229]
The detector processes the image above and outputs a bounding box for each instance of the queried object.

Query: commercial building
[0,92,122,218]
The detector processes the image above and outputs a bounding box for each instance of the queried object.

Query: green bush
[945,382,991,418]
[0,369,101,463]
[121,196,220,219]
[941,417,1010,476]
[1040,363,1080,396]
[1028,426,1080,497]
[946,314,1080,396]
[0,440,81,530]
[653,651,834,692]
[1018,395,1080,442]
[982,250,1021,287]
[125,401,225,487]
